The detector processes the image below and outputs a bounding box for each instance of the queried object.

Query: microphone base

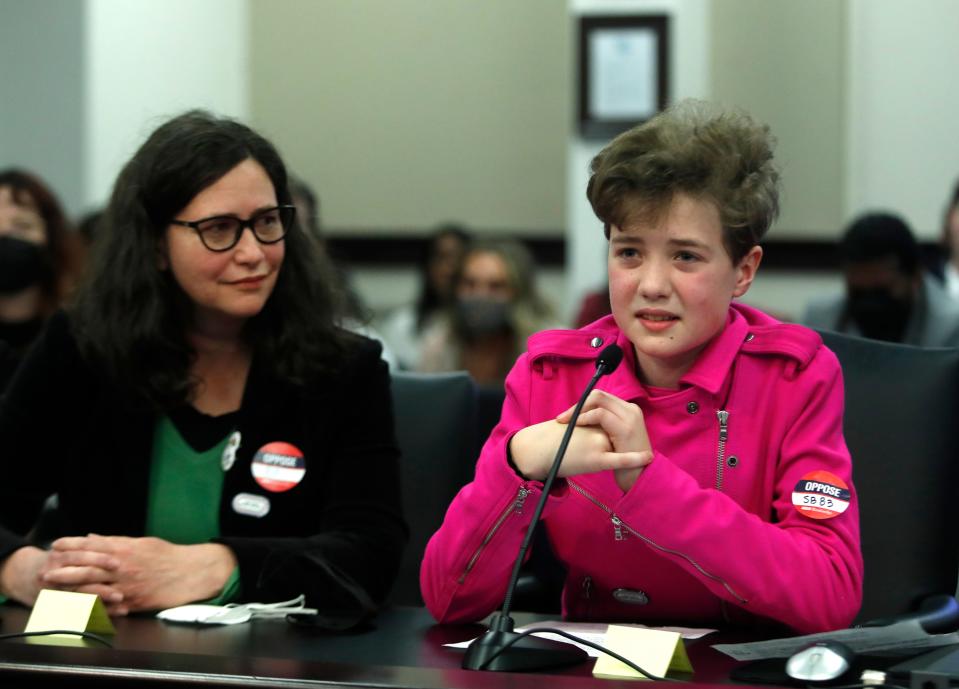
[461,629,589,672]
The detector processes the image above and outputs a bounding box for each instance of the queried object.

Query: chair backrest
[817,330,959,623]
[476,384,507,457]
[389,371,478,606]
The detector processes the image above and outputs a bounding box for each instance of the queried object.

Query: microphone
[462,343,624,672]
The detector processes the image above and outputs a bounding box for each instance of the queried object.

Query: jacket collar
[529,306,755,399]
[676,308,749,395]
[600,308,750,400]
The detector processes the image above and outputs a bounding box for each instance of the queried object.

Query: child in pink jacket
[420,101,862,634]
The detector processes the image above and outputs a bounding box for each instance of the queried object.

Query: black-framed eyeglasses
[170,205,296,252]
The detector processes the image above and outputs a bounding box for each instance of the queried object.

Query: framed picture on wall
[578,14,670,140]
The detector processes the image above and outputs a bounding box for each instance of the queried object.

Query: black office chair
[816,330,959,624]
[388,371,478,606]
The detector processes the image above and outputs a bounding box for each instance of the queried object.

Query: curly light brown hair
[586,99,780,263]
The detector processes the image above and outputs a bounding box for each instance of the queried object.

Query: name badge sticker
[251,441,306,492]
[232,492,271,518]
[792,470,851,520]
[221,431,241,472]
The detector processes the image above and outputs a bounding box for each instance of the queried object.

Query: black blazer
[0,340,18,394]
[0,312,408,613]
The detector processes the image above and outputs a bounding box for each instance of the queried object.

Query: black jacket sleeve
[0,340,21,396]
[0,313,85,561]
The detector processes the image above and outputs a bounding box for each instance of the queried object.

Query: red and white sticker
[251,442,305,492]
[792,470,850,520]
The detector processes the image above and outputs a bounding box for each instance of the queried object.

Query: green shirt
[147,415,239,604]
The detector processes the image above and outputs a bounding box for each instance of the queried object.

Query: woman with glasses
[0,111,407,621]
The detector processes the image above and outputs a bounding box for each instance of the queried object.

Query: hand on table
[39,535,237,615]
[0,545,123,609]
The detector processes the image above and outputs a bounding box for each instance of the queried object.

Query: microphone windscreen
[596,343,623,374]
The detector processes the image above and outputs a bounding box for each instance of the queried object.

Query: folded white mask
[156,594,316,625]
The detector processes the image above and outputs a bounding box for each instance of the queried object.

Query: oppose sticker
[251,441,305,492]
[792,470,850,520]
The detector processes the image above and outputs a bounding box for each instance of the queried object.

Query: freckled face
[608,194,761,388]
[163,159,284,332]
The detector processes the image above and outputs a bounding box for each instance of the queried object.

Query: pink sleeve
[612,348,862,633]
[419,355,569,623]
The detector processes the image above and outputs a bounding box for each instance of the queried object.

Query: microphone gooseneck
[462,344,623,672]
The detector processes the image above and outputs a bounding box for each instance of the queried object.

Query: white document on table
[446,620,716,658]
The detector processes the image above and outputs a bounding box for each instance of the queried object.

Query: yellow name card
[593,625,693,681]
[24,589,116,644]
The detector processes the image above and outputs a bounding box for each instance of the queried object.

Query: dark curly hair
[70,110,349,409]
[587,100,780,263]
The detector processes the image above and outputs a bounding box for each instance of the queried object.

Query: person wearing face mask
[802,212,959,347]
[0,170,75,389]
[416,239,558,387]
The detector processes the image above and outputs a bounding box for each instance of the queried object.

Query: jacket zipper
[611,515,626,541]
[715,410,729,490]
[564,480,624,540]
[568,479,747,604]
[457,485,530,584]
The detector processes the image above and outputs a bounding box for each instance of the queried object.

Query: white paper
[446,620,716,658]
[589,28,657,120]
[713,619,959,661]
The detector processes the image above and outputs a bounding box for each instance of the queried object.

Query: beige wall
[250,0,850,242]
[845,0,959,237]
[248,0,956,251]
[709,0,846,238]
[249,0,570,236]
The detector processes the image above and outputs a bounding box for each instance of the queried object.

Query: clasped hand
[0,535,236,615]
[510,390,653,492]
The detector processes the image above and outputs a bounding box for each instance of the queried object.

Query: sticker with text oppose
[792,470,850,520]
[251,441,305,492]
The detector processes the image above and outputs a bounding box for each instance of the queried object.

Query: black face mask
[455,297,513,339]
[845,288,912,342]
[0,236,47,294]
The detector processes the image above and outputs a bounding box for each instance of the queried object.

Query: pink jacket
[420,304,862,633]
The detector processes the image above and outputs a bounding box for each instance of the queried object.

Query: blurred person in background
[380,224,470,370]
[288,173,397,368]
[934,178,959,299]
[73,208,105,273]
[573,282,612,328]
[417,238,557,387]
[802,212,959,346]
[0,169,77,389]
